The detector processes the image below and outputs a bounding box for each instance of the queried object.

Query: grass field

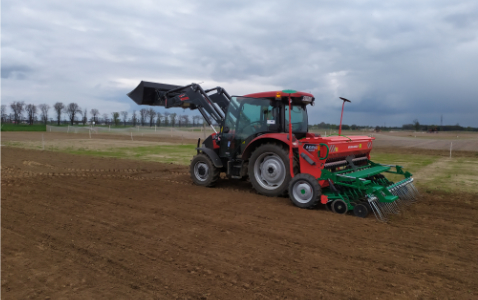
[1,124,46,131]
[2,131,477,195]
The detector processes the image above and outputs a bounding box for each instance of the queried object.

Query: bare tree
[139,108,148,126]
[163,112,170,127]
[54,102,65,125]
[131,110,137,126]
[193,115,202,127]
[65,103,81,125]
[25,104,37,125]
[90,109,99,124]
[102,113,109,125]
[38,104,50,124]
[120,111,128,126]
[413,119,420,132]
[147,108,156,127]
[111,112,120,126]
[1,105,7,123]
[170,113,177,127]
[10,101,25,124]
[181,115,190,127]
[81,108,88,125]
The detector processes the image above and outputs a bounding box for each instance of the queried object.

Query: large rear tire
[288,173,321,208]
[190,154,220,187]
[248,143,296,197]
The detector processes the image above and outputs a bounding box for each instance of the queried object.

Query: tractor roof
[244,91,315,105]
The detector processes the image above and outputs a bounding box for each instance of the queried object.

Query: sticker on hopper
[303,144,318,152]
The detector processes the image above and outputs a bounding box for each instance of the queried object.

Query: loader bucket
[127,81,181,106]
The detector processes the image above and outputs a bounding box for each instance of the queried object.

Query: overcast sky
[2,0,478,127]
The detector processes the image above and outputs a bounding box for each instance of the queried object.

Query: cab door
[219,97,279,159]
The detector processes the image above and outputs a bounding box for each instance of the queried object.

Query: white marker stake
[67,125,69,133]
[109,125,110,132]
[171,127,172,137]
[131,131,133,141]
[155,125,156,132]
[450,142,452,158]
[89,129,91,139]
[42,134,44,150]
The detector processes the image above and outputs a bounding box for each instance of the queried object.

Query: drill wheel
[353,203,370,218]
[331,199,348,214]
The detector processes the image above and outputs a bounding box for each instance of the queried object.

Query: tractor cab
[218,91,314,160]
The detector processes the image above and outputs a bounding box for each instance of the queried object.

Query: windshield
[285,105,308,132]
[225,96,279,138]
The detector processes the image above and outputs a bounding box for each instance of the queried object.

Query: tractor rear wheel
[190,154,220,187]
[248,143,296,197]
[288,173,321,208]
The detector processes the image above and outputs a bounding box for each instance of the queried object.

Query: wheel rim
[292,180,313,204]
[332,200,348,214]
[194,161,209,182]
[253,152,286,190]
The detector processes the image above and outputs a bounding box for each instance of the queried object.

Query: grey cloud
[1,0,477,127]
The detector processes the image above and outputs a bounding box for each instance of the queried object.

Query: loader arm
[127,81,232,126]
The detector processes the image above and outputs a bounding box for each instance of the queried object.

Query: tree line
[1,102,205,127]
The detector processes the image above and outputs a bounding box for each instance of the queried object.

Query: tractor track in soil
[2,147,478,299]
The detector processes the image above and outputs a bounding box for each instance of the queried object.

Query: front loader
[128,81,418,221]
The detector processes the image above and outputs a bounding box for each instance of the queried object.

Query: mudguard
[196,147,223,168]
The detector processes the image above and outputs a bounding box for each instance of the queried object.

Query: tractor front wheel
[288,173,321,208]
[190,154,220,187]
[248,143,295,197]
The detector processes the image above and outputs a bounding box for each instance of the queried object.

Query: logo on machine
[302,96,313,102]
[178,93,189,101]
[304,144,318,152]
[348,145,358,149]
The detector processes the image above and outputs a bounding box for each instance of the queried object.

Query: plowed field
[2,147,478,299]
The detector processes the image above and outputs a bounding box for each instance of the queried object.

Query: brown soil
[2,147,477,299]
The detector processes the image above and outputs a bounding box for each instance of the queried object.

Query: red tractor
[128,82,417,221]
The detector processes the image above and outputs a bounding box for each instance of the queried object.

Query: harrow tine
[368,196,388,222]
[390,201,401,214]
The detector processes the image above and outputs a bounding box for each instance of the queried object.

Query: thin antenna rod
[338,97,351,136]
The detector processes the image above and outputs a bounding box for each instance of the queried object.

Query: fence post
[450,142,452,158]
[67,125,69,133]
[89,129,91,139]
[42,134,44,150]
[131,131,133,141]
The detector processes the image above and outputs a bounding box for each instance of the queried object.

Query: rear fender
[241,133,296,160]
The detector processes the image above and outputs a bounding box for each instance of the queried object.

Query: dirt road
[2,147,477,299]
